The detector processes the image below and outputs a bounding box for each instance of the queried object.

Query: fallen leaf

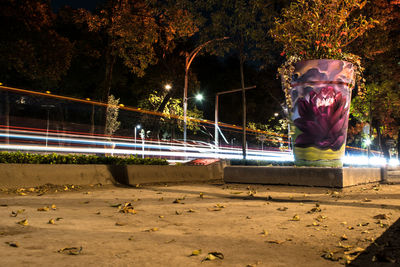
[5,241,19,247]
[290,214,300,221]
[340,234,348,241]
[119,202,136,214]
[187,209,195,213]
[202,252,224,261]
[199,193,204,199]
[190,249,202,256]
[315,215,327,222]
[207,208,222,212]
[266,240,285,244]
[51,204,57,210]
[159,215,164,218]
[373,214,388,220]
[260,230,268,236]
[10,209,25,217]
[357,222,369,227]
[175,211,182,215]
[110,203,121,208]
[230,191,243,195]
[58,247,82,255]
[115,222,127,226]
[165,239,176,244]
[277,207,288,211]
[307,204,322,213]
[82,201,90,204]
[158,197,164,201]
[173,199,181,204]
[48,219,55,224]
[37,206,49,212]
[344,247,365,255]
[361,230,370,234]
[144,227,159,232]
[338,242,353,250]
[17,219,28,226]
[56,217,63,221]
[363,198,372,202]
[215,204,225,208]
[128,236,134,241]
[347,226,354,230]
[321,251,340,261]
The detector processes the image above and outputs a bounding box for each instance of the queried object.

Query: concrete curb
[224,166,383,188]
[0,162,225,189]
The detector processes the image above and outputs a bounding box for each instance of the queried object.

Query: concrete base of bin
[223,166,382,188]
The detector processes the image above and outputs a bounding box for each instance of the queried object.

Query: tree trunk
[376,125,390,162]
[90,104,95,135]
[5,91,9,144]
[397,128,400,160]
[103,51,116,102]
[239,50,246,160]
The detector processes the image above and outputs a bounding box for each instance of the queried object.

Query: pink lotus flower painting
[294,86,348,150]
[289,59,354,166]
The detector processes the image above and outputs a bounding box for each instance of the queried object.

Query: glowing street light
[364,138,372,146]
[165,84,172,91]
[194,94,203,101]
[134,124,141,150]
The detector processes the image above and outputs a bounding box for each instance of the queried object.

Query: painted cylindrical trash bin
[290,59,354,167]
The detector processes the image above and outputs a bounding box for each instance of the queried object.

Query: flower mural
[294,86,348,151]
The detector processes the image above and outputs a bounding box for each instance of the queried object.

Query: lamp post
[183,37,229,144]
[214,86,256,158]
[41,104,55,147]
[134,124,141,151]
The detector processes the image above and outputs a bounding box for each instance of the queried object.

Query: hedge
[0,152,168,165]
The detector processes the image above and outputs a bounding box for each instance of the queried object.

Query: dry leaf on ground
[5,241,19,247]
[290,214,300,221]
[190,249,202,256]
[37,206,49,212]
[277,207,288,211]
[58,246,82,255]
[202,252,224,261]
[17,219,28,226]
[373,214,388,220]
[10,209,25,217]
[119,202,136,214]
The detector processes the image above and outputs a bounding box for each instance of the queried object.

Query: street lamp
[165,84,172,91]
[134,124,141,151]
[183,37,229,144]
[214,86,256,158]
[41,104,55,147]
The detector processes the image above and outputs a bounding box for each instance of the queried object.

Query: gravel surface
[1,182,400,266]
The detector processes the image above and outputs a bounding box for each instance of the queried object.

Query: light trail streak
[0,127,392,166]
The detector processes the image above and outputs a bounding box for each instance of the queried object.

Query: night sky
[51,0,104,11]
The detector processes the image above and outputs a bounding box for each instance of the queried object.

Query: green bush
[0,152,168,165]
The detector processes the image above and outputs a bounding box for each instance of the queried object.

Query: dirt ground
[0,181,400,267]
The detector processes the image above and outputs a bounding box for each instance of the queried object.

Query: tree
[349,0,400,158]
[351,81,400,159]
[0,0,73,89]
[195,0,279,158]
[138,90,203,139]
[76,0,198,101]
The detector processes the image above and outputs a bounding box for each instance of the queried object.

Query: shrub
[0,152,168,165]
